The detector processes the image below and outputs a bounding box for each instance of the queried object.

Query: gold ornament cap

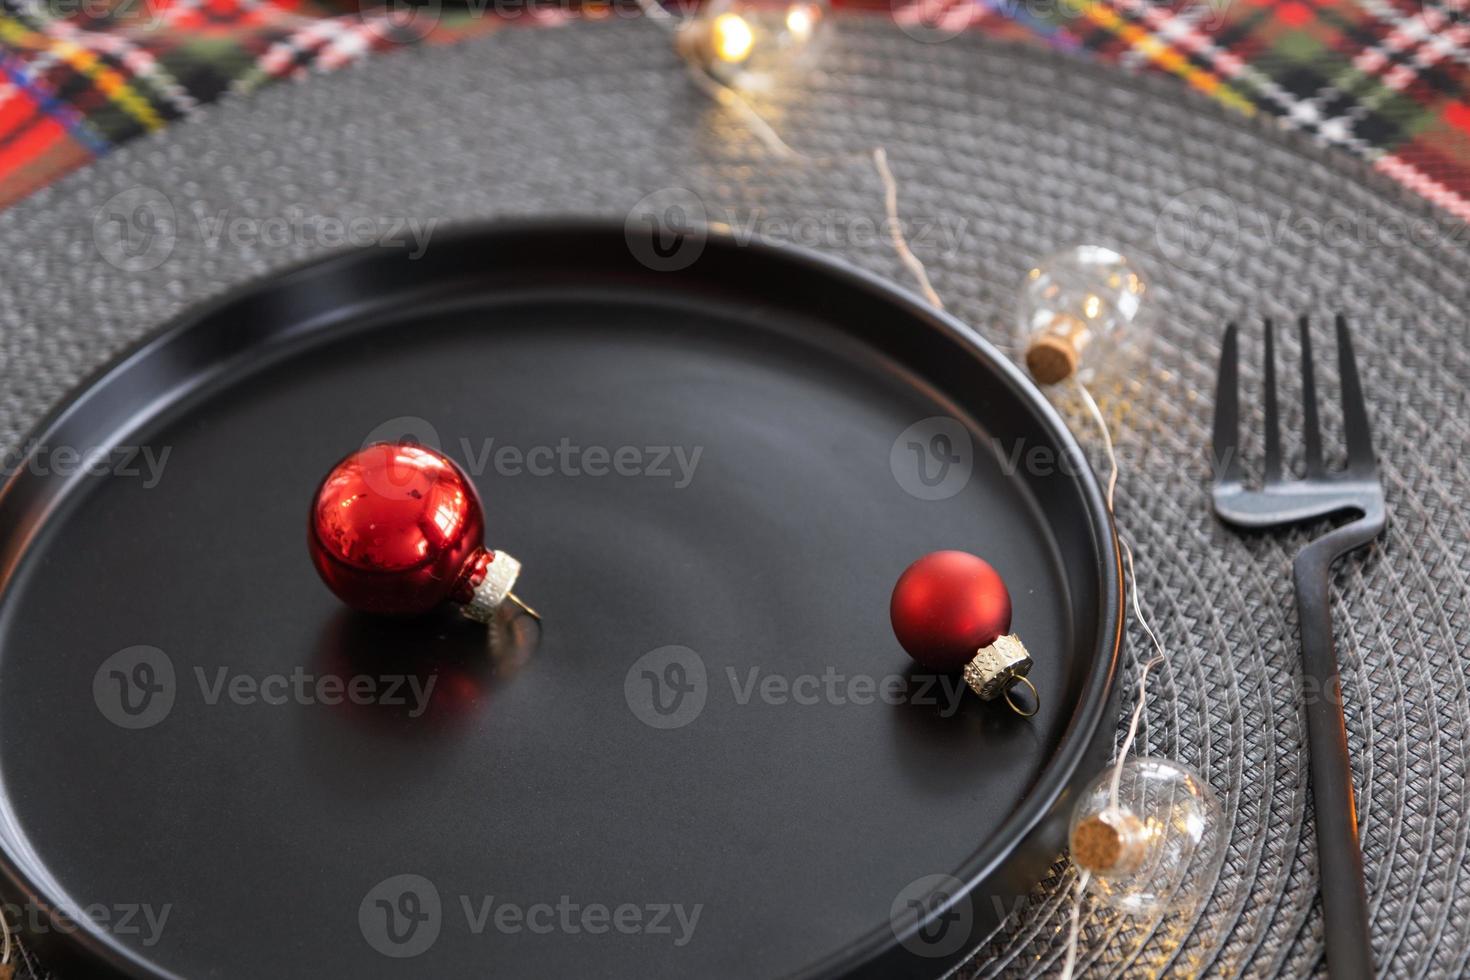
[962,634,1038,716]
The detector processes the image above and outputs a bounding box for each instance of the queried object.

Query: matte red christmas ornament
[890,550,1037,715]
[308,441,537,622]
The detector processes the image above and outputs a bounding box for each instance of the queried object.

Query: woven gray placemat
[2,15,1468,979]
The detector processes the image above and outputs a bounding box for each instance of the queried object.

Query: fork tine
[1213,322,1243,485]
[1263,318,1283,484]
[1337,314,1376,474]
[1300,315,1325,477]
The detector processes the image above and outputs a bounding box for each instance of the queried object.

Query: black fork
[1213,315,1385,980]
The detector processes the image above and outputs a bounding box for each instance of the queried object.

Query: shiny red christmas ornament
[308,442,536,622]
[890,550,1037,714]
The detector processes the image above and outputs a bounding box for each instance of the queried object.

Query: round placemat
[1,14,1468,979]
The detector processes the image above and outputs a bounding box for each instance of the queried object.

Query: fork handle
[1294,554,1375,979]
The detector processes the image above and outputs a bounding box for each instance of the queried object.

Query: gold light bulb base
[1070,807,1148,876]
[1024,313,1094,385]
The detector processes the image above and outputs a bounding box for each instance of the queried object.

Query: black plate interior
[0,223,1119,979]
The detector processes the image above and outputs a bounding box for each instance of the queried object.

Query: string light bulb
[1016,245,1147,385]
[1068,757,1225,914]
[676,0,830,91]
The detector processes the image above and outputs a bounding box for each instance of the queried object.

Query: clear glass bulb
[1016,245,1146,385]
[1068,757,1224,915]
[677,0,830,92]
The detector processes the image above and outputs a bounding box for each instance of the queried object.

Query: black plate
[0,222,1121,979]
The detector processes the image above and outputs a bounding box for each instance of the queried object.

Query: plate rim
[0,218,1123,979]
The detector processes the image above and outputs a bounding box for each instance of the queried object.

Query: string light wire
[872,156,1172,980]
[1057,380,1169,980]
[634,0,802,157]
[633,0,927,252]
[634,7,1173,973]
[873,147,945,310]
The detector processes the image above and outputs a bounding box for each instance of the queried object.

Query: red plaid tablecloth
[1,0,1467,216]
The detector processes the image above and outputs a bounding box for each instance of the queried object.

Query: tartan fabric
[0,0,514,206]
[0,0,1468,215]
[885,0,1470,218]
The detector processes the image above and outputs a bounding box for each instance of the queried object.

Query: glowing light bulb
[1016,245,1147,386]
[677,0,831,91]
[1068,757,1225,915]
[785,2,815,39]
[711,12,754,62]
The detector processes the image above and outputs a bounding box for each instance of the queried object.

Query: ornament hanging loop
[506,592,542,621]
[1003,675,1039,718]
